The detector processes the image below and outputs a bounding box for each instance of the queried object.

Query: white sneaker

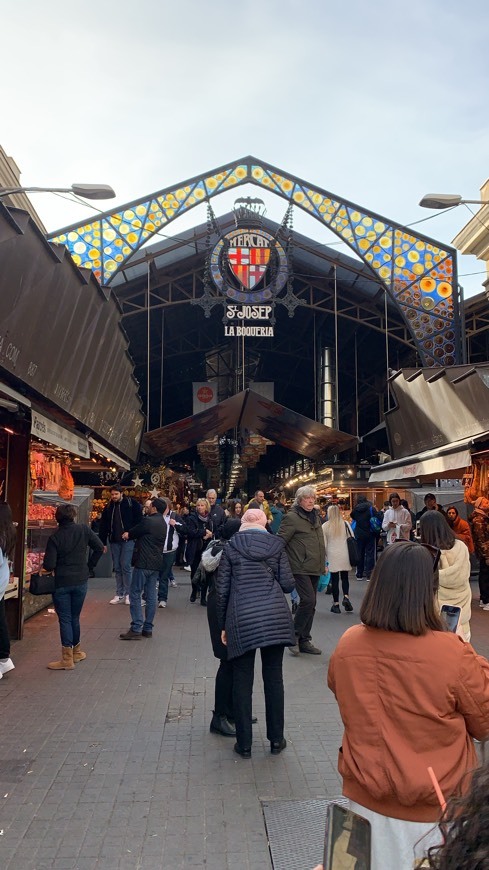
[170,580,177,587]
[183,565,191,572]
[124,595,130,605]
[158,601,167,608]
[109,595,125,604]
[480,599,485,608]
[482,603,489,611]
[0,658,15,675]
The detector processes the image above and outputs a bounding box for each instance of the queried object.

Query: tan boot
[73,643,86,663]
[47,646,75,670]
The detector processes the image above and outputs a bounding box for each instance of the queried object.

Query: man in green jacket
[278,485,326,655]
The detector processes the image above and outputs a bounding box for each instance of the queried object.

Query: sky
[2,0,489,298]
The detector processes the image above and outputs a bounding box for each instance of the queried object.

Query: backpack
[369,506,382,534]
[201,541,223,573]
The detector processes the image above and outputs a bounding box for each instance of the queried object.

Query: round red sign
[197,386,214,403]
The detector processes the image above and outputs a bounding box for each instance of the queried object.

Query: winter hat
[239,509,268,531]
[152,497,168,514]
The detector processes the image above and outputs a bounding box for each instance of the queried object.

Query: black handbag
[345,524,360,567]
[29,572,56,596]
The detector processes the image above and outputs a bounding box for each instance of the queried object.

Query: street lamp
[419,193,489,210]
[0,183,116,200]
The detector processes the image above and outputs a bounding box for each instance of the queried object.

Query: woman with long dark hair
[43,503,103,670]
[328,541,489,870]
[420,510,472,641]
[0,502,16,678]
[446,505,474,553]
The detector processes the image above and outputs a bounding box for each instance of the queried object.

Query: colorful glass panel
[47,158,459,366]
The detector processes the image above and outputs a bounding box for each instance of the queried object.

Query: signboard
[192,382,217,415]
[31,410,90,459]
[224,304,274,337]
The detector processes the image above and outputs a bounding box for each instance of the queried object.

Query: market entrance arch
[49,157,461,368]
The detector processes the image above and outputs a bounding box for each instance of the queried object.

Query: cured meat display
[29,450,74,499]
[58,464,74,500]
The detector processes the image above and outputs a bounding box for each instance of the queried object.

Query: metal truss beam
[47,155,460,366]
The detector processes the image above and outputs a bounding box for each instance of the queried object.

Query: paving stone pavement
[1,570,488,870]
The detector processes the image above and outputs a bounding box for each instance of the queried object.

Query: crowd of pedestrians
[2,481,489,868]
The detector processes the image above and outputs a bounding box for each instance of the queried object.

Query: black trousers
[232,644,285,749]
[355,535,376,578]
[293,574,319,641]
[479,558,489,604]
[214,658,234,718]
[0,598,10,659]
[330,570,349,603]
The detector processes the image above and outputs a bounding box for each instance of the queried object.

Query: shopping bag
[318,569,331,592]
[29,572,55,595]
[345,524,360,567]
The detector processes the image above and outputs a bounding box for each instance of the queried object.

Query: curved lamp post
[419,193,489,209]
[0,183,116,200]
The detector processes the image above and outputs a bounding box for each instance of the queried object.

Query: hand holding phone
[440,604,461,633]
[324,804,371,869]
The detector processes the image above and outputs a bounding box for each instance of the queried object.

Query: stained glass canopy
[48,156,460,366]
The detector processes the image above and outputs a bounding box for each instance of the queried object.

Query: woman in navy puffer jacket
[216,509,295,758]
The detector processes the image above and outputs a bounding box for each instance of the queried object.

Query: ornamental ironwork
[47,156,461,366]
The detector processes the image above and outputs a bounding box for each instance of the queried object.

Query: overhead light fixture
[0,183,116,200]
[418,193,489,210]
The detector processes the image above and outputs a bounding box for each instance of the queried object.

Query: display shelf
[27,520,57,529]
[4,578,19,600]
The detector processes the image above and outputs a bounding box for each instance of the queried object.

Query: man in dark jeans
[157,498,187,608]
[350,494,381,580]
[97,486,142,604]
[119,498,166,640]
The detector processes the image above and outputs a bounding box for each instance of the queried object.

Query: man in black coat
[119,498,166,640]
[98,485,142,605]
[206,489,226,538]
[415,493,447,522]
[350,495,381,580]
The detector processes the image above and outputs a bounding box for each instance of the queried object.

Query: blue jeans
[52,582,87,647]
[110,540,135,596]
[158,552,177,602]
[130,568,158,633]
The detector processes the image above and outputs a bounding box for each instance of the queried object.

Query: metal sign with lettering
[211,227,287,305]
[224,305,274,337]
[31,410,90,459]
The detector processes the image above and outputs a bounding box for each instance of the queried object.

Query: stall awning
[143,389,358,459]
[89,437,131,471]
[369,441,474,483]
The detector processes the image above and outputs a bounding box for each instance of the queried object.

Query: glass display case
[23,487,94,618]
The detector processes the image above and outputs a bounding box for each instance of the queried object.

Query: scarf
[294,505,319,526]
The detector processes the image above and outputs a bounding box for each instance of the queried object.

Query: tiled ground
[0,571,487,869]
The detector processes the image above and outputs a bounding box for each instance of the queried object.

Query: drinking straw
[427,766,447,813]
